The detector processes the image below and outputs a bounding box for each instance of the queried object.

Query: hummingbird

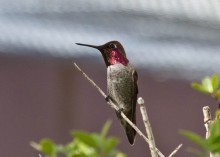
[76,41,138,145]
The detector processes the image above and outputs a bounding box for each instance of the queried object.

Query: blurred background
[0,0,220,156]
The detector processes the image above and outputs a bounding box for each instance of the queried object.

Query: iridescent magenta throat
[108,50,129,66]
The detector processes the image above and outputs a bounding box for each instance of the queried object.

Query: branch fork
[74,62,182,157]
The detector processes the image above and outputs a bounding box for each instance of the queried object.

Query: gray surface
[0,0,220,80]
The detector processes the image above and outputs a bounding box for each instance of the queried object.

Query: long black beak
[76,43,100,50]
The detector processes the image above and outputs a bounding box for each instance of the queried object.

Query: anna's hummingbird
[76,41,138,145]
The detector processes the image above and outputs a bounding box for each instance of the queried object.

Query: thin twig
[168,144,183,157]
[74,63,107,98]
[73,62,165,157]
[203,106,212,139]
[138,97,158,157]
[203,106,214,157]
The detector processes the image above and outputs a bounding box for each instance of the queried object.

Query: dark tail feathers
[126,125,136,145]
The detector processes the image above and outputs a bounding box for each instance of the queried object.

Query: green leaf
[216,89,220,101]
[187,147,207,157]
[101,120,112,138]
[40,139,56,155]
[30,142,41,151]
[55,144,66,154]
[215,109,220,118]
[209,120,220,138]
[71,131,97,148]
[211,74,219,91]
[63,142,76,155]
[191,82,210,94]
[31,121,127,157]
[180,130,207,149]
[70,153,87,157]
[209,144,220,154]
[67,146,88,157]
[207,134,220,146]
[91,134,103,150]
[116,152,127,157]
[65,139,97,157]
[103,137,119,154]
[202,77,213,93]
[205,120,220,154]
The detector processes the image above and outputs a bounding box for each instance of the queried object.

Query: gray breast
[107,63,134,111]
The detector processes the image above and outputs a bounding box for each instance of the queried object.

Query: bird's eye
[109,43,117,49]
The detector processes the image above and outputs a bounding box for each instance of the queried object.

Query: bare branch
[138,97,158,157]
[203,106,212,124]
[203,106,213,139]
[203,106,214,157]
[168,144,183,157]
[73,62,165,157]
[74,63,107,98]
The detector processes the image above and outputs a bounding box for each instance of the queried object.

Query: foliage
[181,120,220,157]
[191,73,220,103]
[181,74,220,156]
[31,120,127,157]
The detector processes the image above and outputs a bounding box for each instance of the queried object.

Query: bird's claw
[105,95,112,102]
[117,108,124,115]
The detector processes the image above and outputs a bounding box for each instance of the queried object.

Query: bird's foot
[105,95,112,102]
[117,108,124,115]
